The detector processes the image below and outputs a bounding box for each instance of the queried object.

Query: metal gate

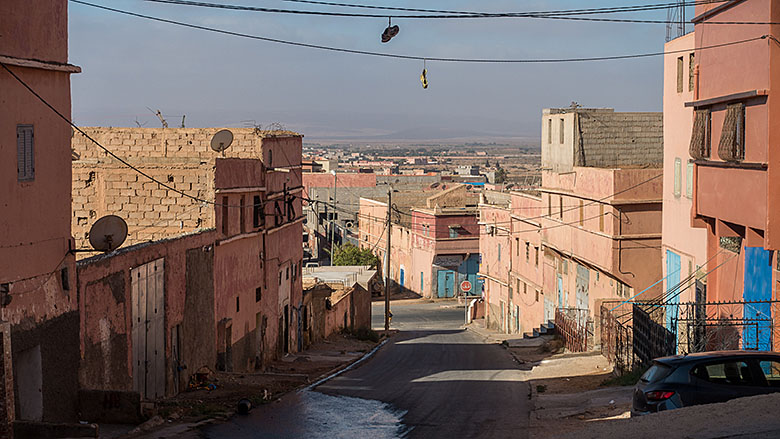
[131,258,165,400]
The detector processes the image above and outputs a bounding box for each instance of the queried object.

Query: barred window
[17,125,34,181]
[689,109,711,159]
[718,103,745,162]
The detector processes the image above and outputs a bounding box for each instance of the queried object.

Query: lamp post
[329,170,337,266]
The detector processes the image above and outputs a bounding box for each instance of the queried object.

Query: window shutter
[689,110,710,159]
[17,125,34,181]
[718,103,745,162]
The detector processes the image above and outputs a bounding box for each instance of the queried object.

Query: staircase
[523,320,556,339]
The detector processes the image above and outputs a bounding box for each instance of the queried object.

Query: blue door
[743,247,772,351]
[400,268,405,287]
[458,255,481,296]
[437,270,455,298]
[665,250,681,331]
[557,274,564,309]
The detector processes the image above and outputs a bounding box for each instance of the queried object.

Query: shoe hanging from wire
[420,59,428,89]
[381,17,399,43]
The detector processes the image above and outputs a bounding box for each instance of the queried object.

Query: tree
[495,167,507,184]
[332,243,380,268]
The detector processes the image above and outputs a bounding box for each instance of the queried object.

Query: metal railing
[555,307,592,353]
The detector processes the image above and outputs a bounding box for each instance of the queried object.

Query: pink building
[687,0,780,350]
[480,108,664,342]
[662,33,708,326]
[0,0,81,428]
[359,185,481,298]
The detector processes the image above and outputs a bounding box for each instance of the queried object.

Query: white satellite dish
[210,129,234,153]
[89,215,128,252]
[345,221,355,229]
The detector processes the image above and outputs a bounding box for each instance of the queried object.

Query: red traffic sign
[460,280,472,293]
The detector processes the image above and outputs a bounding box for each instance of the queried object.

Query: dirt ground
[152,333,381,425]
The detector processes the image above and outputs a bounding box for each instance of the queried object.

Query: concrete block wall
[578,112,663,168]
[72,160,214,253]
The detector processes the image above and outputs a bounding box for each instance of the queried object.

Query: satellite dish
[210,129,234,153]
[89,215,128,252]
[345,221,354,229]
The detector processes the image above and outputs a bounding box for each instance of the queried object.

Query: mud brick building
[71,127,301,251]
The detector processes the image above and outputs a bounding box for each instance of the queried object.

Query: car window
[757,360,780,388]
[692,361,757,386]
[641,363,672,383]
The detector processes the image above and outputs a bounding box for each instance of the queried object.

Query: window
[535,290,540,302]
[525,242,530,262]
[689,109,711,159]
[559,118,565,144]
[686,162,694,199]
[286,267,289,280]
[253,195,263,228]
[449,227,459,238]
[256,287,262,302]
[534,247,539,266]
[673,158,682,198]
[17,125,34,181]
[562,259,568,275]
[523,282,527,295]
[599,204,604,232]
[559,196,563,219]
[758,360,780,387]
[692,361,756,386]
[579,200,584,226]
[278,271,282,285]
[515,238,520,256]
[689,52,695,92]
[221,196,229,235]
[268,149,273,167]
[508,286,513,300]
[677,56,684,93]
[718,103,746,162]
[498,244,502,262]
[548,118,552,144]
[548,194,552,217]
[236,296,240,312]
[240,195,246,233]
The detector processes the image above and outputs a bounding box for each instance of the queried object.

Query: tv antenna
[666,0,686,42]
[88,215,128,252]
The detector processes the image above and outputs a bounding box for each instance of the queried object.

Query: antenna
[88,215,128,252]
[210,129,234,153]
[666,0,686,42]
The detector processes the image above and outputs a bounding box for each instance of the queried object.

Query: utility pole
[329,171,337,266]
[384,189,392,331]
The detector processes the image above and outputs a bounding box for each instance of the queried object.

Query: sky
[68,0,696,142]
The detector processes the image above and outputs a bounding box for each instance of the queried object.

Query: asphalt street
[199,300,530,438]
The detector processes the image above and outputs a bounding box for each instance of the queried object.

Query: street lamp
[330,170,337,266]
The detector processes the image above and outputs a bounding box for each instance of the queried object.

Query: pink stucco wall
[0,1,68,63]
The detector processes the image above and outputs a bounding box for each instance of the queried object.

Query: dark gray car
[632,350,780,416]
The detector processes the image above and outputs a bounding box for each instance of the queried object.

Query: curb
[304,337,390,391]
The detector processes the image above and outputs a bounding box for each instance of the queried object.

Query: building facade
[0,0,81,428]
[688,0,780,349]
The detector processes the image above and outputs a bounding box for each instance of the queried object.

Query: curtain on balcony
[689,109,710,159]
[717,103,745,162]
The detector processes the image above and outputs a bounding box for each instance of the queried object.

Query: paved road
[199,301,529,439]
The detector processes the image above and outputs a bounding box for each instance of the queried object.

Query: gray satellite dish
[89,215,128,252]
[210,129,234,153]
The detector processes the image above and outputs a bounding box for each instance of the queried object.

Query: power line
[142,0,728,20]
[70,1,773,63]
[0,61,295,210]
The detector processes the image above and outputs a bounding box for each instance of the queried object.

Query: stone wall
[578,111,663,168]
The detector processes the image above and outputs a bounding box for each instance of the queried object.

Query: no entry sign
[460,280,472,293]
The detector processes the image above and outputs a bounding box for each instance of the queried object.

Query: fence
[555,307,592,353]
[601,299,780,375]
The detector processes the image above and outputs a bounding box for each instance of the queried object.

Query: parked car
[632,350,780,416]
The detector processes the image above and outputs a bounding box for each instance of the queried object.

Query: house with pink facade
[686,0,780,350]
[359,185,481,299]
[0,0,82,432]
[480,108,664,345]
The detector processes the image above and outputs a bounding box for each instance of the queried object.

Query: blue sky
[68,1,694,141]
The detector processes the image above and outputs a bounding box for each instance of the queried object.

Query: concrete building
[662,33,708,314]
[0,0,81,430]
[480,108,664,340]
[687,0,780,350]
[359,185,482,299]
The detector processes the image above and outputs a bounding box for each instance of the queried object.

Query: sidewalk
[101,332,383,438]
